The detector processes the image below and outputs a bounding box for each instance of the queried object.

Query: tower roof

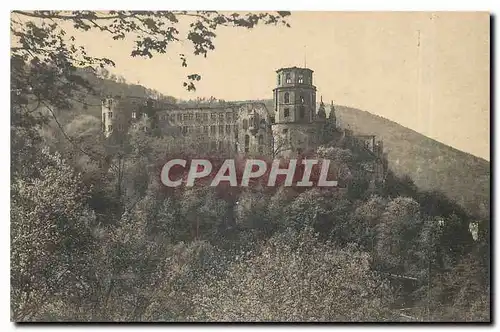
[275,66,314,73]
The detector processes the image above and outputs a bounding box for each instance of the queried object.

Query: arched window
[298,75,304,84]
[258,134,264,145]
[300,95,305,104]
[285,73,291,84]
[284,92,290,104]
[243,119,248,130]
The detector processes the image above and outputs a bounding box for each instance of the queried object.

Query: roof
[275,66,314,73]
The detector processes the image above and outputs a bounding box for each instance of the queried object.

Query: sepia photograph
[9,9,490,323]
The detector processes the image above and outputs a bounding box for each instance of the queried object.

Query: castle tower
[271,67,320,158]
[273,67,316,124]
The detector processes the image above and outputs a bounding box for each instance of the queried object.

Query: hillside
[334,105,490,213]
[257,99,489,214]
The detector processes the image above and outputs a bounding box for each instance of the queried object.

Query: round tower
[273,67,316,124]
[271,67,320,158]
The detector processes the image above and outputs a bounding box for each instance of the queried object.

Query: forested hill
[254,99,490,216]
[334,105,490,215]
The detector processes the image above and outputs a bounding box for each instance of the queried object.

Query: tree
[272,134,294,158]
[11,148,95,321]
[375,197,426,277]
[191,227,392,321]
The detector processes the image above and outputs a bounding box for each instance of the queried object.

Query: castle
[101,66,387,184]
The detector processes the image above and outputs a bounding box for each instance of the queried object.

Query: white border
[2,1,497,331]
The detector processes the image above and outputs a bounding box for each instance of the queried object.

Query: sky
[61,11,490,160]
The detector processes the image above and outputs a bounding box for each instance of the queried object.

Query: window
[203,113,209,122]
[260,119,266,128]
[203,126,209,134]
[219,113,224,120]
[219,125,224,135]
[108,125,113,131]
[211,113,216,120]
[183,113,189,121]
[226,124,231,134]
[285,73,291,84]
[300,95,305,104]
[258,134,264,145]
[196,113,202,121]
[284,108,290,118]
[283,128,288,134]
[284,92,290,104]
[210,125,216,135]
[243,119,248,130]
[244,135,250,153]
[226,113,232,121]
[108,112,113,119]
[177,114,182,121]
[182,126,188,135]
[143,113,148,119]
[217,141,222,150]
[188,113,194,121]
[298,75,304,84]
[299,106,305,119]
[278,74,281,85]
[102,113,106,121]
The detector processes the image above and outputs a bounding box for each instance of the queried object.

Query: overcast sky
[69,11,490,160]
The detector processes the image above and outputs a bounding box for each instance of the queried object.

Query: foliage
[191,228,393,322]
[11,148,95,321]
